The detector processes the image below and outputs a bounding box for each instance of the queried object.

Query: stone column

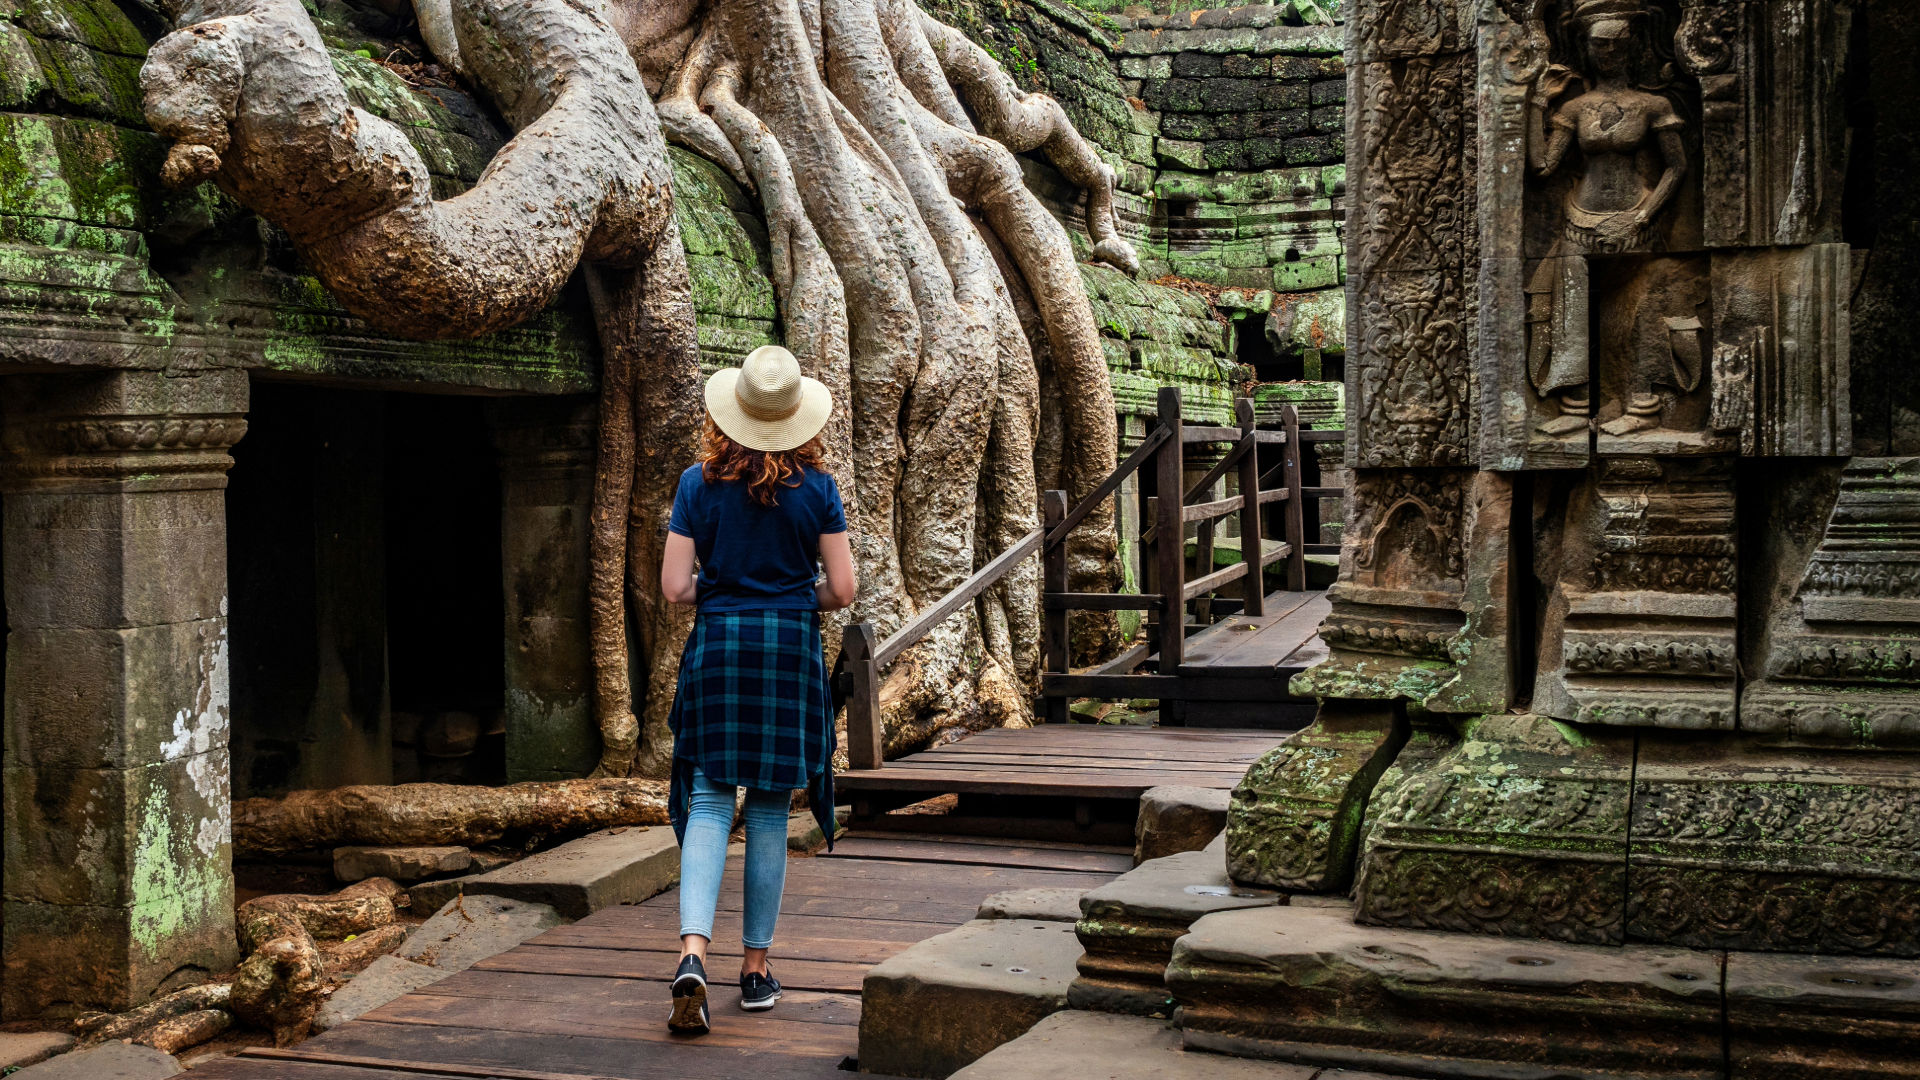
[486,397,598,781]
[0,370,245,1017]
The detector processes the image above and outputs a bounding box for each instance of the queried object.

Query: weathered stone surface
[405,876,480,914]
[1225,700,1406,891]
[860,918,1083,1080]
[787,807,848,854]
[1628,732,1920,957]
[976,888,1087,923]
[1355,713,1632,945]
[1169,904,1723,1078]
[0,1032,74,1071]
[1133,785,1229,864]
[333,846,471,883]
[447,825,677,919]
[399,895,566,974]
[9,1040,179,1080]
[948,1010,1319,1080]
[1070,837,1279,1017]
[1726,950,1920,1079]
[310,954,446,1033]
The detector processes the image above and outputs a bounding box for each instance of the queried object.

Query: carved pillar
[0,370,245,1016]
[486,397,599,781]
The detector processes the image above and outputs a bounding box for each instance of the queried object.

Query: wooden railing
[837,385,1345,768]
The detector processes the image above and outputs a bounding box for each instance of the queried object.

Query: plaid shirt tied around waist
[668,608,837,849]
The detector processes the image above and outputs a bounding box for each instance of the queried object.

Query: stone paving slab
[399,895,567,974]
[0,1032,74,1071]
[977,887,1088,923]
[9,1041,179,1079]
[949,1010,1315,1080]
[1170,905,1724,1079]
[860,918,1084,1079]
[440,825,680,919]
[311,954,448,1033]
[1726,950,1920,1079]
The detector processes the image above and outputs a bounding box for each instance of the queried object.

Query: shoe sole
[669,978,710,1034]
[740,989,782,1012]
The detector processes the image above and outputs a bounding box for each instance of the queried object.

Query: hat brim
[704,367,834,452]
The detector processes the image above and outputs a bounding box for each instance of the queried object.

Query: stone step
[1167,904,1726,1079]
[859,918,1085,1080]
[1070,833,1281,1017]
[976,887,1089,922]
[410,824,679,919]
[8,1041,179,1079]
[949,1009,1411,1080]
[1134,785,1230,864]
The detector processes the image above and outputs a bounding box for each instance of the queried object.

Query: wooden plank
[1043,592,1162,611]
[1180,424,1243,442]
[1181,559,1248,601]
[875,528,1043,669]
[1040,492,1068,725]
[1297,428,1346,442]
[533,911,941,951]
[1301,486,1345,498]
[1087,642,1148,676]
[472,947,874,994]
[1176,593,1316,668]
[396,969,862,1022]
[187,1060,463,1080]
[1198,593,1331,676]
[1280,405,1307,591]
[1236,397,1266,618]
[1181,430,1256,504]
[832,769,1246,798]
[1046,424,1170,548]
[835,832,1132,856]
[302,1020,864,1080]
[871,752,1256,774]
[1040,674,1313,700]
[842,623,883,771]
[1257,486,1290,505]
[819,836,1134,873]
[1155,386,1185,672]
[902,743,1271,765]
[1181,495,1242,524]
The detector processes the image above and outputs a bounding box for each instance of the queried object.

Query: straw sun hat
[705,345,834,452]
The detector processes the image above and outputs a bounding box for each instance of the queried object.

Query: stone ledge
[949,1009,1323,1080]
[1134,785,1230,864]
[1727,949,1920,1078]
[1169,905,1724,1080]
[860,918,1084,1080]
[440,825,680,921]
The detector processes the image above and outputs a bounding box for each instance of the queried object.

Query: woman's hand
[816,531,857,610]
[661,532,700,605]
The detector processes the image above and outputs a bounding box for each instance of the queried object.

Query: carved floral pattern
[1564,639,1735,676]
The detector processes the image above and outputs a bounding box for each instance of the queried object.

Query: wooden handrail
[872,526,1044,670]
[1045,424,1169,548]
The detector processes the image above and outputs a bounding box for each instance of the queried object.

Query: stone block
[9,1040,179,1080]
[0,1032,74,1071]
[3,892,238,1018]
[1132,785,1229,864]
[1169,905,1724,1079]
[949,1010,1317,1080]
[1354,714,1633,945]
[787,807,848,853]
[1225,701,1406,892]
[333,846,471,883]
[399,895,566,975]
[975,888,1087,923]
[311,954,447,1033]
[404,876,479,914]
[1628,732,1920,956]
[1071,839,1279,1017]
[1726,951,1920,1079]
[860,919,1083,1080]
[1154,138,1206,171]
[0,487,229,631]
[450,825,678,919]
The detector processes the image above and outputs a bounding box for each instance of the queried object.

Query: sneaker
[740,964,782,1011]
[669,954,710,1034]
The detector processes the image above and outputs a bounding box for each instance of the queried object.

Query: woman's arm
[816,531,857,610]
[661,531,699,605]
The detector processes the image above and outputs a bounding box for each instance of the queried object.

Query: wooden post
[1282,404,1307,592]
[1042,489,1070,725]
[1155,387,1185,723]
[1236,396,1265,616]
[843,623,884,769]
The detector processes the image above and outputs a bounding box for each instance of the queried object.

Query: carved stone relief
[1744,458,1920,745]
[1710,243,1852,456]
[1534,454,1739,729]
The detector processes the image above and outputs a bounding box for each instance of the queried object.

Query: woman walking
[660,345,856,1035]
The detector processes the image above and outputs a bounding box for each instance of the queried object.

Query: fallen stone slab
[976,887,1088,923]
[861,918,1084,1079]
[10,1041,179,1080]
[0,1032,74,1071]
[949,1010,1319,1080]
[312,954,448,1033]
[334,845,471,882]
[1134,785,1229,865]
[788,807,850,853]
[399,894,566,974]
[1726,950,1920,1078]
[406,875,479,913]
[1168,905,1724,1079]
[446,825,679,919]
[1070,839,1280,1017]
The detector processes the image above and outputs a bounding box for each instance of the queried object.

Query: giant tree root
[232,779,670,858]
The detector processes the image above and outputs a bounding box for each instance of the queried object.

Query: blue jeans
[677,767,791,950]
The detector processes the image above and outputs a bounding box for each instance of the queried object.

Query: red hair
[699,418,828,507]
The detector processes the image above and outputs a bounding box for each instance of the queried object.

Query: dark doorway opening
[385,393,506,785]
[1236,314,1301,383]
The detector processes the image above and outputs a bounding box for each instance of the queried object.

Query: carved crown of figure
[1570,0,1646,26]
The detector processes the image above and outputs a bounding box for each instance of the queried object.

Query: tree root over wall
[143,0,1128,774]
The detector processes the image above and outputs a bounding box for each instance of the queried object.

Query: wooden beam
[1181,430,1255,504]
[1236,397,1265,618]
[843,623,884,770]
[1281,404,1307,592]
[1041,673,1312,701]
[1155,388,1185,674]
[1182,495,1243,523]
[1181,424,1243,443]
[1301,486,1345,498]
[1044,592,1165,610]
[874,527,1043,669]
[1046,424,1171,548]
[1090,642,1150,676]
[1042,491,1069,725]
[1297,429,1348,442]
[1259,541,1294,567]
[1182,559,1249,601]
[1258,487,1291,505]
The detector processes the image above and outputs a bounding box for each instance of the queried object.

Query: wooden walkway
[189,835,1131,1080]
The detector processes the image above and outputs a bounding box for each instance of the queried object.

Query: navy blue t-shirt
[667,463,847,612]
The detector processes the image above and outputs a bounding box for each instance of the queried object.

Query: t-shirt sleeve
[667,468,699,538]
[818,472,848,535]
